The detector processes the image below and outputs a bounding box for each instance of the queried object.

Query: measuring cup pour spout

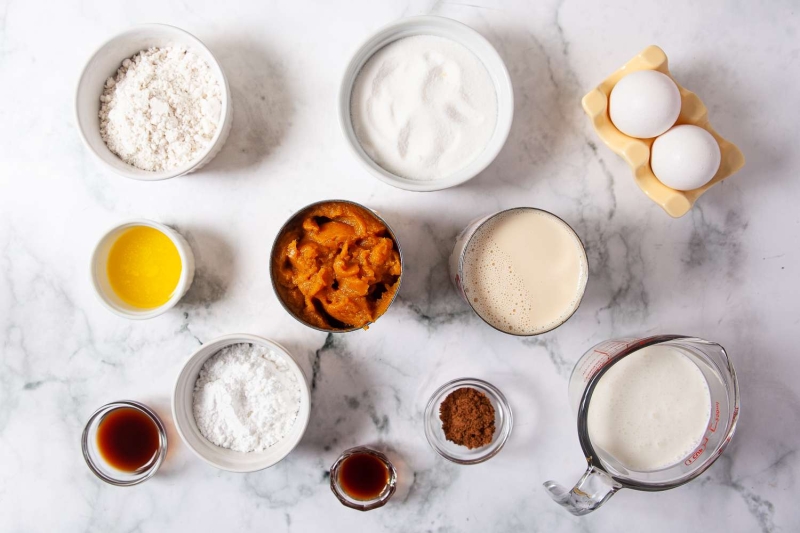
[544,464,622,516]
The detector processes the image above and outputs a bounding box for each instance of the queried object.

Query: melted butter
[107,226,182,309]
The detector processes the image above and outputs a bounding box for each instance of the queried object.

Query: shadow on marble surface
[292,334,377,454]
[696,344,800,533]
[377,205,472,326]
[135,395,183,477]
[729,354,800,462]
[175,226,236,308]
[202,39,294,174]
[491,365,545,451]
[675,60,786,175]
[383,447,413,501]
[670,60,785,223]
[465,29,585,193]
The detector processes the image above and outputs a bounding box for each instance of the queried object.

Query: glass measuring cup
[544,335,740,515]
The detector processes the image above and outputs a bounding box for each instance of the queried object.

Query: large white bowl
[172,334,311,473]
[90,218,196,320]
[339,16,514,192]
[75,24,233,180]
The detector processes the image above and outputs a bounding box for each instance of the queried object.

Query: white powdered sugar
[192,343,301,453]
[99,46,222,172]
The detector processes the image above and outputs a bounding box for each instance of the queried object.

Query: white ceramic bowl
[339,16,514,192]
[172,334,311,472]
[75,23,233,180]
[90,219,195,319]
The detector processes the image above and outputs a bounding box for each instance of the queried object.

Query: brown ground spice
[439,387,496,449]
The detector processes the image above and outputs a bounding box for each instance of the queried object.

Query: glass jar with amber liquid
[330,447,397,511]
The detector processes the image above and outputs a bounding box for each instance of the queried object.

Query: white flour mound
[99,46,222,172]
[192,343,301,453]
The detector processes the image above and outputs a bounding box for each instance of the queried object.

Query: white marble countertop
[1,0,798,531]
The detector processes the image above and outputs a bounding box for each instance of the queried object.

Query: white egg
[651,125,721,191]
[609,70,681,138]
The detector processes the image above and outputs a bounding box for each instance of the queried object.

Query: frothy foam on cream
[587,344,712,472]
[462,209,587,334]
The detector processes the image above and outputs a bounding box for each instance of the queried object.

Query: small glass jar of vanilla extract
[330,447,397,511]
[82,400,167,486]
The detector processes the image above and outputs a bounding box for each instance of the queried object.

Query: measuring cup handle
[543,466,622,516]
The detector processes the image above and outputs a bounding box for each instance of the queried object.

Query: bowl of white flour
[339,16,513,191]
[172,334,311,472]
[75,24,232,180]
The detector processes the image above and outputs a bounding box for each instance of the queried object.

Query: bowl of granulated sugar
[75,24,232,181]
[172,334,311,472]
[339,16,513,191]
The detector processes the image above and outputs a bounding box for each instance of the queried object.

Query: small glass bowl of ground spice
[424,378,513,464]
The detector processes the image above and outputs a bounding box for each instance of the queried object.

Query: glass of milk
[545,335,740,516]
[449,207,589,336]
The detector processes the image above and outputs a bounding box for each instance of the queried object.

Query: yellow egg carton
[582,45,745,218]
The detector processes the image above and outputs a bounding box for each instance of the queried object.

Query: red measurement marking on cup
[594,340,632,357]
[582,358,608,381]
[708,402,721,433]
[685,402,722,466]
[580,340,635,381]
[685,436,709,466]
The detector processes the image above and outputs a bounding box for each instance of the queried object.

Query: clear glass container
[424,377,513,464]
[82,400,168,486]
[448,207,588,337]
[545,335,740,515]
[330,447,397,511]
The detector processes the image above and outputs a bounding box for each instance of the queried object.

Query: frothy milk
[588,344,711,472]
[461,209,588,334]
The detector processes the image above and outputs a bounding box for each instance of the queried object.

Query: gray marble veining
[1,0,799,531]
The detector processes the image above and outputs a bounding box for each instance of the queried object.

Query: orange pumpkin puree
[272,202,402,330]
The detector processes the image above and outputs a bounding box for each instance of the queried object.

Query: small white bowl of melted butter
[90,219,195,320]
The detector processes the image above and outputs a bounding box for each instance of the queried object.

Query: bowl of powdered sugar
[75,24,232,180]
[339,16,513,191]
[172,334,311,472]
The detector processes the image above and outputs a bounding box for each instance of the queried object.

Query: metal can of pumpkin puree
[270,199,404,333]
